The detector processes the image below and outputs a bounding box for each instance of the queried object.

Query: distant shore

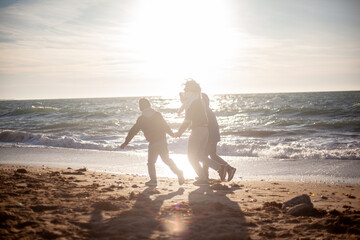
[0,165,359,239]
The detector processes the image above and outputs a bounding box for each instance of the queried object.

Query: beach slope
[0,165,359,239]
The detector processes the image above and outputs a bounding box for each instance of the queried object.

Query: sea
[1,91,360,184]
[0,91,359,161]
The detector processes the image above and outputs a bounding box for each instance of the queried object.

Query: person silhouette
[202,93,237,181]
[175,80,226,185]
[121,98,184,186]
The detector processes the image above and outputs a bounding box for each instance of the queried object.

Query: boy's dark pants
[203,140,228,178]
[148,139,181,181]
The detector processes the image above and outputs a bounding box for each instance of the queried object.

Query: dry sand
[0,165,359,239]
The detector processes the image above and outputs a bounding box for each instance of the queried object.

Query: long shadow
[184,185,249,240]
[88,186,185,239]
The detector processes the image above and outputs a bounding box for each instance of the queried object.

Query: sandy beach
[1,0,360,239]
[1,164,359,239]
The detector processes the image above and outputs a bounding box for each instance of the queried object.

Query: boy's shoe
[178,171,185,185]
[217,165,227,181]
[193,179,209,186]
[227,167,236,182]
[145,180,157,186]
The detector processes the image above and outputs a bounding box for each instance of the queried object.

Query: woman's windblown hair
[184,79,201,93]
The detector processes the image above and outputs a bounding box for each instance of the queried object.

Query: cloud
[0,0,359,99]
[0,0,137,78]
[0,0,22,9]
[0,32,17,43]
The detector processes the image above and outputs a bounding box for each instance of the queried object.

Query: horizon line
[0,89,359,101]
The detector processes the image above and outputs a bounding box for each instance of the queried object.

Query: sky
[0,0,359,99]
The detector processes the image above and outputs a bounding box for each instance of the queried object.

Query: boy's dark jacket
[124,108,172,144]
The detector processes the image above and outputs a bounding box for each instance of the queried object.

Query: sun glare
[155,154,198,179]
[125,0,237,94]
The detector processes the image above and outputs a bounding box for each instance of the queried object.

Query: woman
[175,80,226,185]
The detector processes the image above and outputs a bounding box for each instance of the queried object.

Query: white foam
[1,129,360,161]
[0,130,120,151]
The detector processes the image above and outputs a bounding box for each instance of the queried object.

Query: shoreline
[0,165,359,239]
[1,146,360,185]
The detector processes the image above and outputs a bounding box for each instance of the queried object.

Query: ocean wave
[295,106,356,118]
[216,142,360,160]
[0,130,38,142]
[63,109,110,119]
[0,130,119,151]
[1,129,359,160]
[5,106,60,116]
[352,103,360,108]
[3,105,111,120]
[304,120,360,131]
[221,130,296,138]
[36,120,123,132]
[36,122,84,131]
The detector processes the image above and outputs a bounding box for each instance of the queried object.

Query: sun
[124,0,238,95]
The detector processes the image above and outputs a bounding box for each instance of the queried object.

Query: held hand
[120,143,127,149]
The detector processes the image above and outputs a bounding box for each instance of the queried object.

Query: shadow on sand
[185,185,248,239]
[89,186,184,239]
[88,184,248,239]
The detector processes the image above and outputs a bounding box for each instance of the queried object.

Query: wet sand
[0,165,359,239]
[1,146,360,185]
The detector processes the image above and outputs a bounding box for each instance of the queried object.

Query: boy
[120,98,184,186]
